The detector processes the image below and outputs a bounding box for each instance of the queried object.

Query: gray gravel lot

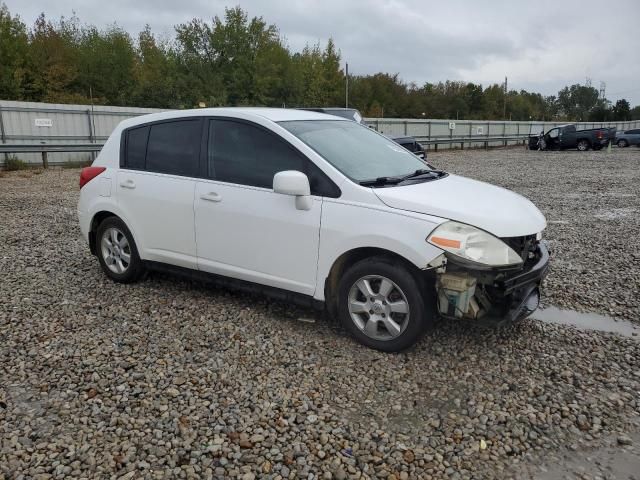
[1,148,639,480]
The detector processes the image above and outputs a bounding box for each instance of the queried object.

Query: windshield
[279,120,430,183]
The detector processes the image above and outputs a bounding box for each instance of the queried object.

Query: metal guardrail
[417,135,530,151]
[0,135,530,169]
[0,135,530,157]
[0,143,104,153]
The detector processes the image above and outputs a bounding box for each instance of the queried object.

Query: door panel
[195,180,321,295]
[117,170,197,268]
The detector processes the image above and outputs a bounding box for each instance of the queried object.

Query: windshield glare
[279,120,429,183]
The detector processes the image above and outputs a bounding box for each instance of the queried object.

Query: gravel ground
[1,149,639,480]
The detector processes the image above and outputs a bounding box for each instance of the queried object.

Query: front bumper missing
[436,242,550,325]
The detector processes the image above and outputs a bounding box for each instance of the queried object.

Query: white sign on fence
[35,118,53,127]
[477,126,483,135]
[448,122,456,130]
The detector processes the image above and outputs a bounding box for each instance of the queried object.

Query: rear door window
[146,119,202,176]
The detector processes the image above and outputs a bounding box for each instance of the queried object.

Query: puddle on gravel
[531,306,640,339]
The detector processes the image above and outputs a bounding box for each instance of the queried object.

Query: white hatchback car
[78,108,549,351]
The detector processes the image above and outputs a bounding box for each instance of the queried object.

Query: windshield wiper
[359,169,447,187]
[359,176,403,187]
[398,169,448,183]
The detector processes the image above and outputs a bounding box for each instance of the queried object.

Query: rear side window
[207,119,339,197]
[125,126,149,169]
[146,120,201,176]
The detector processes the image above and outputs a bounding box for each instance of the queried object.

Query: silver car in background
[615,128,640,147]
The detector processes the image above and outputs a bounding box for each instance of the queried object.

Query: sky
[5,0,640,106]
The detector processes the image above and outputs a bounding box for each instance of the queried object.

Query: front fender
[314,200,445,300]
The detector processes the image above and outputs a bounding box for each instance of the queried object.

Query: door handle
[200,192,222,202]
[119,179,136,189]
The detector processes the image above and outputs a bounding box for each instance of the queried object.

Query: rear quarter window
[124,126,149,169]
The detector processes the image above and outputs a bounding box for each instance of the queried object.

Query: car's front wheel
[337,256,434,352]
[96,216,144,283]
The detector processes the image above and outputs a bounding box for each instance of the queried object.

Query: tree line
[1,3,638,121]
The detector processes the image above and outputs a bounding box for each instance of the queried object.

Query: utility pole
[503,76,507,119]
[345,63,349,108]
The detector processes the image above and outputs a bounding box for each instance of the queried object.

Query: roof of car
[119,107,344,129]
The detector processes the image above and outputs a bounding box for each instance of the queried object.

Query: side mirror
[273,170,312,210]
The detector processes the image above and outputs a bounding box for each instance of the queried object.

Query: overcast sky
[6,0,640,105]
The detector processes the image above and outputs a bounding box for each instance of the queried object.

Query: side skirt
[144,260,326,312]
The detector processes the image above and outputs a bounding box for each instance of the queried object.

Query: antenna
[599,81,606,99]
[585,77,592,87]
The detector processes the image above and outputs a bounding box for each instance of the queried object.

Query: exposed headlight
[427,221,523,267]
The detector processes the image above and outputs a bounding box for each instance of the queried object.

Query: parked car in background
[390,135,427,160]
[78,108,548,352]
[615,129,640,147]
[528,124,616,151]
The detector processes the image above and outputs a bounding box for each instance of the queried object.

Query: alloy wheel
[101,227,131,274]
[347,275,410,341]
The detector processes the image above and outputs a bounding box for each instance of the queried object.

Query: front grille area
[501,234,538,261]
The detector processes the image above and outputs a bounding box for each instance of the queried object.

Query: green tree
[558,84,599,121]
[0,3,29,99]
[612,99,631,121]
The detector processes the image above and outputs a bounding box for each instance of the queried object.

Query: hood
[374,174,546,237]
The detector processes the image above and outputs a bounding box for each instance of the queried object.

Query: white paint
[373,174,546,237]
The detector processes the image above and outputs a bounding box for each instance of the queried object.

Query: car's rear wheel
[577,140,590,151]
[337,256,434,352]
[617,139,628,148]
[96,217,144,283]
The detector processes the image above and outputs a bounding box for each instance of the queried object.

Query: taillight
[79,166,106,189]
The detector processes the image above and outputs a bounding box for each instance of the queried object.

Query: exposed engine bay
[430,237,550,323]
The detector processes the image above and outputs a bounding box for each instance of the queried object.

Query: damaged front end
[428,233,550,325]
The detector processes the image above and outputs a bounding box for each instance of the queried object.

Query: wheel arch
[89,210,134,256]
[323,247,427,319]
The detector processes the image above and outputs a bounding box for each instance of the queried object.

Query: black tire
[336,256,434,352]
[95,216,144,283]
[577,139,590,151]
[617,139,628,148]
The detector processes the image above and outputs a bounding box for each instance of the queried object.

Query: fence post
[404,120,408,136]
[427,121,431,153]
[485,122,490,149]
[0,105,8,165]
[503,122,507,146]
[87,109,96,161]
[450,122,453,150]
